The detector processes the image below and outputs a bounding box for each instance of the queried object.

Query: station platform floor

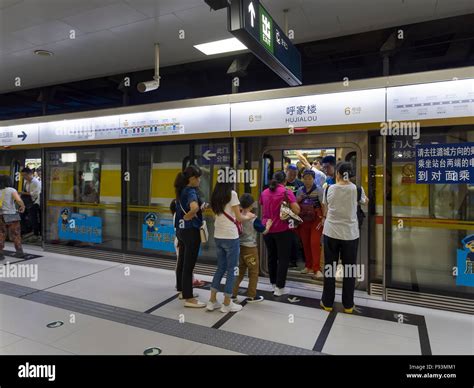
[0,244,472,356]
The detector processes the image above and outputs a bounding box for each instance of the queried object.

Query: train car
[1,66,473,313]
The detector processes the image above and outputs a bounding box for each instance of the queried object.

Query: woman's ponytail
[269,171,286,192]
[174,165,202,199]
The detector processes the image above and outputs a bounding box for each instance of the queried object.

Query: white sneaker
[271,284,276,291]
[314,271,324,279]
[273,287,291,296]
[206,301,221,311]
[220,301,242,313]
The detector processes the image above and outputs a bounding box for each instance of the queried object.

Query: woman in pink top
[259,171,300,296]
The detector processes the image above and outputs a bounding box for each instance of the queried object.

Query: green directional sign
[228,0,302,86]
[259,4,273,54]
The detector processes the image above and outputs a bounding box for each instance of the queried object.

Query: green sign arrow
[259,4,274,54]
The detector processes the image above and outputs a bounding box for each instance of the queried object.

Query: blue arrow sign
[17,131,27,141]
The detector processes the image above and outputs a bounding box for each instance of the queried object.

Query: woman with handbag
[296,170,324,279]
[0,175,26,259]
[260,171,301,296]
[174,166,207,308]
[207,179,254,313]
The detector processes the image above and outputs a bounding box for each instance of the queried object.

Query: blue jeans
[211,238,240,297]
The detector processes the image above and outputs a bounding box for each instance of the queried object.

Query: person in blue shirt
[174,165,206,308]
[322,155,336,185]
[285,164,304,195]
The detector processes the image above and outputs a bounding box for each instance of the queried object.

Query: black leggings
[263,230,294,288]
[28,204,41,236]
[321,235,359,309]
[176,228,201,299]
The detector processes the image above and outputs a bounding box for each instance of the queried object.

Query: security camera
[137,79,160,93]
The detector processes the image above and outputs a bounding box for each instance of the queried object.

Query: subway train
[1,66,473,314]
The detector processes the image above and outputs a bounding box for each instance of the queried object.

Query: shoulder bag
[179,201,209,244]
[280,190,303,227]
[223,210,243,235]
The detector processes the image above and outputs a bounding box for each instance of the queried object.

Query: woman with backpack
[296,170,324,279]
[320,162,368,314]
[0,175,26,259]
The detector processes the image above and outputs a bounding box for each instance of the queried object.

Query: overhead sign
[231,88,386,131]
[416,142,474,184]
[228,0,302,86]
[36,104,231,144]
[198,144,241,165]
[0,124,39,146]
[387,79,474,121]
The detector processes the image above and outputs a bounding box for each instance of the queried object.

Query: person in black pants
[320,162,368,313]
[174,165,206,308]
[20,167,42,242]
[259,171,300,296]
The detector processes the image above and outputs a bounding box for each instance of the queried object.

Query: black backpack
[325,185,366,228]
[356,186,366,229]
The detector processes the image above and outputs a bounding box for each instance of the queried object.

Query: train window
[282,148,335,179]
[126,143,189,257]
[44,147,122,250]
[388,126,474,298]
[193,140,233,264]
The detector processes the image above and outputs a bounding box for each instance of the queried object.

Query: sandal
[192,279,206,287]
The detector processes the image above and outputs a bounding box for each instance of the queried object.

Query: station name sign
[228,0,302,86]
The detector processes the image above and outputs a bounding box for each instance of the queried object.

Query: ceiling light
[194,38,247,55]
[34,49,54,57]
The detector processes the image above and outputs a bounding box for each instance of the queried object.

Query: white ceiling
[0,0,473,93]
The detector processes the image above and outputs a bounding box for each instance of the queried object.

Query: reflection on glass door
[45,147,122,250]
[193,140,232,264]
[126,143,189,256]
[387,127,474,298]
[0,149,43,246]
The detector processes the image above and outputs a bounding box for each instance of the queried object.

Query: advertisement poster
[456,234,474,287]
[58,208,103,244]
[142,213,175,252]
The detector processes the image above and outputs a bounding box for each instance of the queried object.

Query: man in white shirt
[21,167,42,241]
